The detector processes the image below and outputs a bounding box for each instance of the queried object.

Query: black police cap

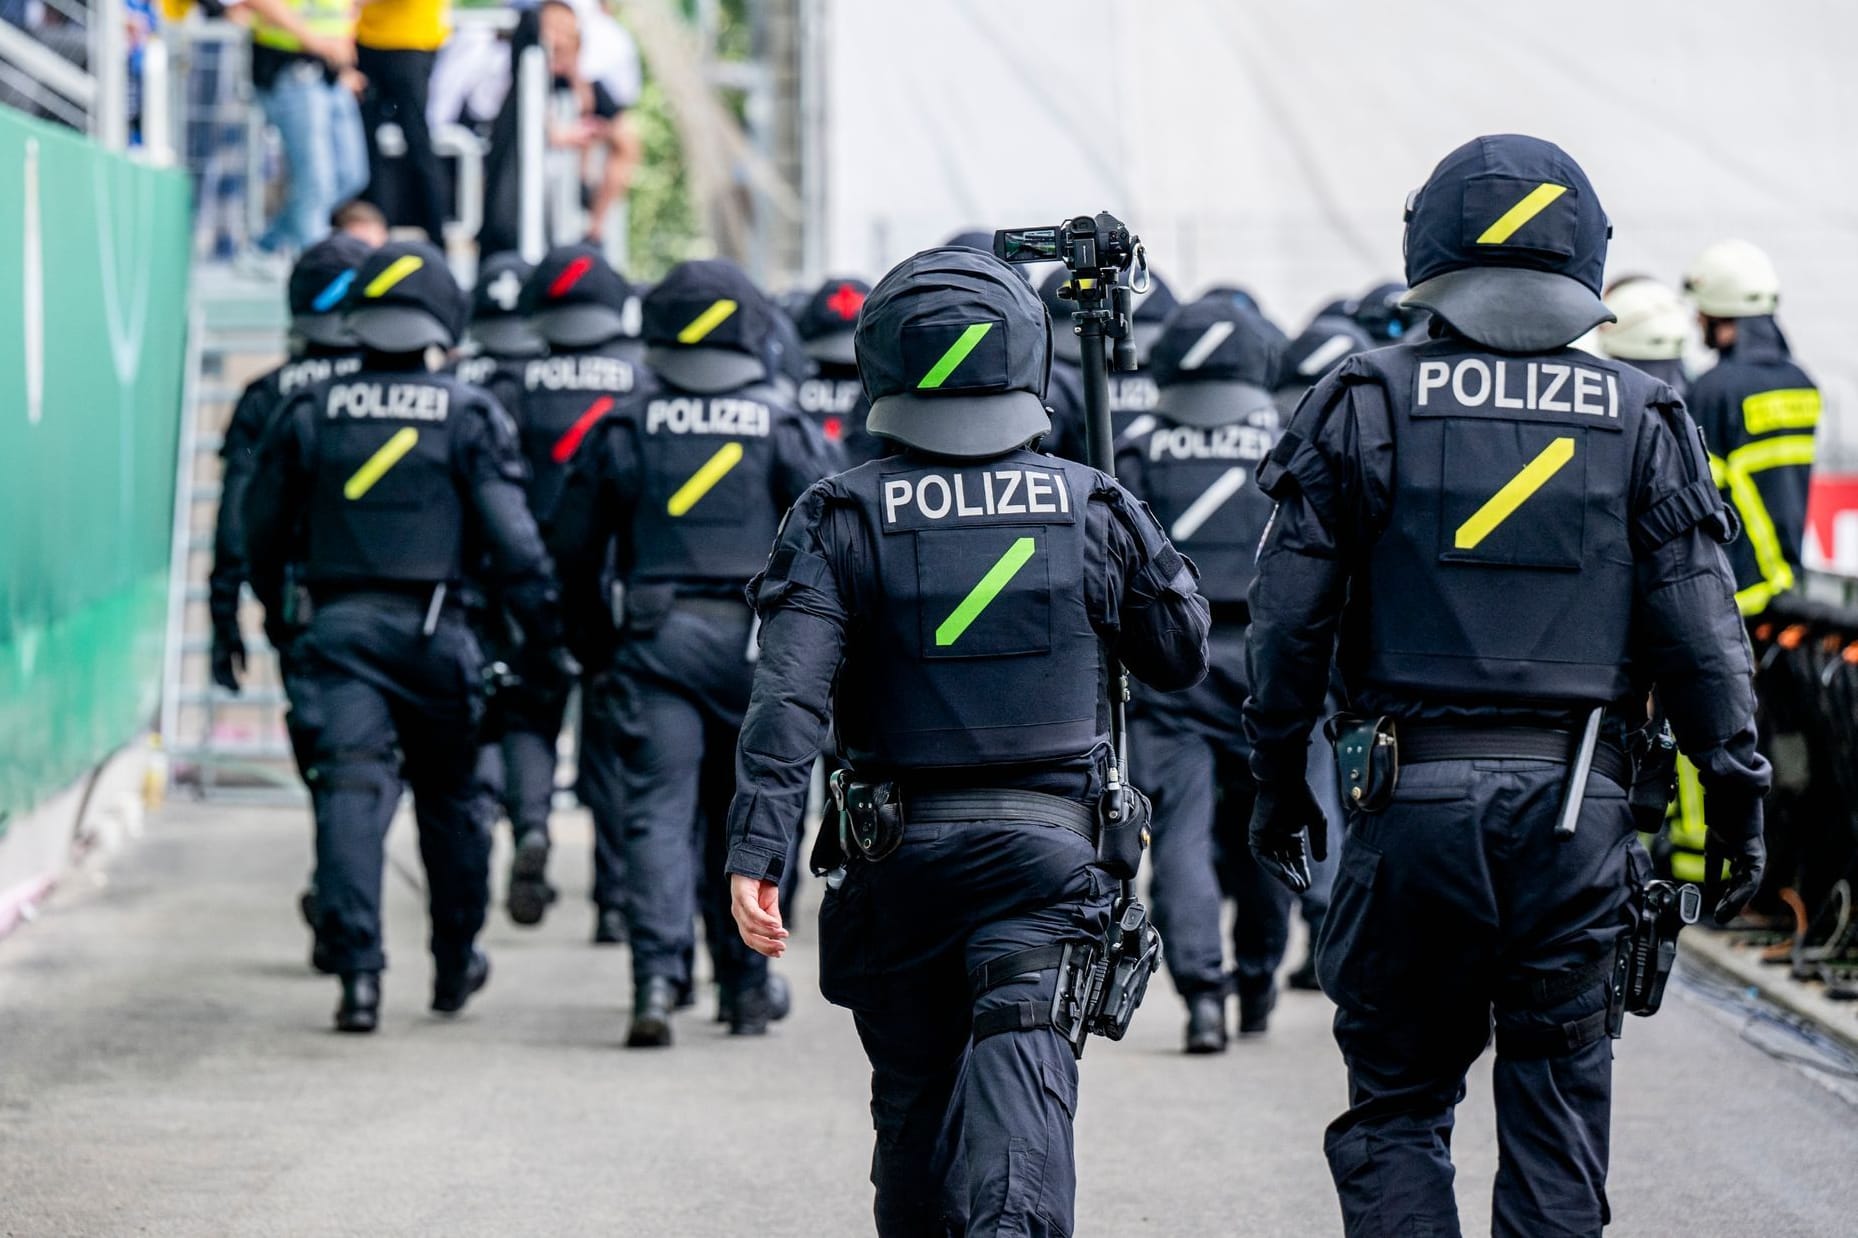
[344,240,466,352]
[525,243,634,349]
[1402,135,1613,353]
[287,234,373,347]
[469,252,544,358]
[1149,296,1283,427]
[858,246,1051,459]
[795,276,870,366]
[642,259,775,394]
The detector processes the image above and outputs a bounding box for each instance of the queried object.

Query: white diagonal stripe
[1178,320,1235,371]
[1171,466,1248,541]
[1298,332,1357,376]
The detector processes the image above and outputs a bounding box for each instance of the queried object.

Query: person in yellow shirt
[354,0,452,243]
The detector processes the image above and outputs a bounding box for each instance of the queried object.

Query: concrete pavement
[1,800,1854,1236]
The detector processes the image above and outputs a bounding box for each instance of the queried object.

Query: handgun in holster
[1608,878,1701,1037]
[1051,895,1164,1059]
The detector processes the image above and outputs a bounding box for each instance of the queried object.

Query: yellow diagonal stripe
[677,299,739,344]
[1454,436,1575,549]
[1476,182,1568,245]
[666,441,744,516]
[363,254,425,298]
[343,427,420,500]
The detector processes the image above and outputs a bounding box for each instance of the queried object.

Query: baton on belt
[1555,706,1605,840]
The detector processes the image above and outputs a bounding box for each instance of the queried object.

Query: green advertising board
[0,108,192,836]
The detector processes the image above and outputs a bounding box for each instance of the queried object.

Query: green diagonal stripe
[917,323,993,389]
[936,536,1036,647]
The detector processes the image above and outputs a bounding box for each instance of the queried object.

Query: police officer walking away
[793,276,886,465]
[548,259,837,1044]
[484,243,645,930]
[246,241,568,1033]
[725,247,1209,1234]
[1244,136,1770,1236]
[1117,295,1289,1052]
[454,251,546,391]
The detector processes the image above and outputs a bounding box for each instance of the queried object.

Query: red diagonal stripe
[549,255,595,299]
[552,395,615,463]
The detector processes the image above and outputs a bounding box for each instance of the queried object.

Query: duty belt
[906,789,1096,844]
[1397,724,1630,789]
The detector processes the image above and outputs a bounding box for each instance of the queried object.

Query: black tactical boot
[1238,980,1278,1036]
[432,949,491,1015]
[592,906,628,945]
[728,983,773,1036]
[1287,950,1322,992]
[627,977,678,1048]
[506,831,556,927]
[336,972,380,1034]
[1185,992,1228,1054]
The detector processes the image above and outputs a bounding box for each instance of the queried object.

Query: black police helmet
[1402,134,1614,353]
[524,243,634,349]
[1351,280,1430,342]
[287,234,373,347]
[642,259,775,393]
[1278,314,1373,391]
[344,241,466,352]
[1149,295,1283,428]
[469,251,544,358]
[858,246,1052,459]
[795,276,870,367]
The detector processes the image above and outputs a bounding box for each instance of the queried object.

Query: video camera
[994,213,1149,374]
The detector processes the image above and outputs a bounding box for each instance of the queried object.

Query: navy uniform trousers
[1130,622,1291,1002]
[1318,756,1638,1238]
[588,599,764,995]
[284,594,492,976]
[819,814,1114,1238]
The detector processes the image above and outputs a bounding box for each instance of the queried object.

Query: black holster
[1626,715,1680,835]
[1093,784,1152,881]
[1328,714,1400,813]
[829,769,905,863]
[1609,878,1701,1036]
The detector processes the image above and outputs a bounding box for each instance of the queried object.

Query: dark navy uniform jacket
[1686,316,1818,614]
[722,448,1210,884]
[1242,329,1767,804]
[210,348,363,639]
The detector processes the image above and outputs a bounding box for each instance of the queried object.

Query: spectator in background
[354,0,451,244]
[330,196,389,246]
[247,0,369,255]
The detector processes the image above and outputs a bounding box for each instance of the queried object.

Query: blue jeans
[257,62,369,253]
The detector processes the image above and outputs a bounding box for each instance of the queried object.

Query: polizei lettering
[280,355,361,395]
[523,355,636,393]
[882,467,1072,526]
[1416,358,1618,419]
[798,377,861,416]
[644,397,772,437]
[326,382,450,422]
[1148,423,1275,462]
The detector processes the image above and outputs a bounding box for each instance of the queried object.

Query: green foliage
[625,77,703,281]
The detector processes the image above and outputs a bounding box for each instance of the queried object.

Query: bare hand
[307,34,356,71]
[730,874,788,959]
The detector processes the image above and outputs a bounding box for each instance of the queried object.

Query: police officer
[1276,303,1374,417]
[210,234,372,701]
[725,247,1210,1235]
[473,243,647,932]
[1684,239,1819,618]
[1118,296,1288,1052]
[1243,136,1770,1236]
[454,251,547,391]
[1349,279,1430,344]
[245,241,568,1033]
[1596,276,1692,395]
[1037,267,1180,458]
[793,276,887,465]
[548,259,837,1044]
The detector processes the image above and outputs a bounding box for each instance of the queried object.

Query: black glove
[1248,781,1328,895]
[210,624,246,694]
[1702,789,1765,925]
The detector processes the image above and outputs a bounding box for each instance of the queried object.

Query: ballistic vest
[1348,339,1651,705]
[509,349,640,521]
[1128,413,1279,606]
[305,373,467,585]
[833,448,1105,770]
[252,0,352,54]
[625,383,788,588]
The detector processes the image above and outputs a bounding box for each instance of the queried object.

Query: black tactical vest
[626,383,787,588]
[305,374,466,585]
[1347,339,1648,704]
[796,371,866,446]
[1129,414,1279,606]
[832,448,1105,769]
[511,350,640,519]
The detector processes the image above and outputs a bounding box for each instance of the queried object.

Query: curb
[1680,927,1858,1056]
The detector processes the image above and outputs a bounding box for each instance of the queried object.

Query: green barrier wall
[0,108,192,838]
